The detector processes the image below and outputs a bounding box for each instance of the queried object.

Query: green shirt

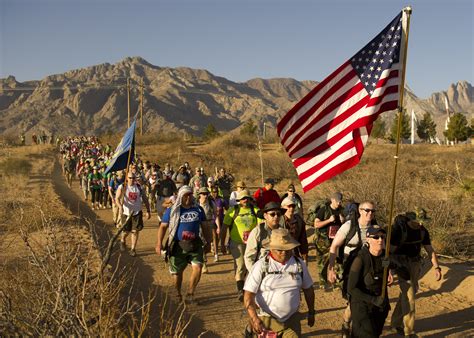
[224,205,260,244]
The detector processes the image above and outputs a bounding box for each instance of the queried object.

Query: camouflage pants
[314,232,341,286]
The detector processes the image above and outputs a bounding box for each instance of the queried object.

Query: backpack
[306,198,331,226]
[339,205,378,299]
[228,204,257,233]
[393,214,426,248]
[260,252,304,285]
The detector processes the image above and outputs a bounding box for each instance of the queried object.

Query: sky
[0,0,472,98]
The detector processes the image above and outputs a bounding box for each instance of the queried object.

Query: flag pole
[127,77,131,128]
[382,6,412,293]
[101,121,136,271]
[140,77,144,136]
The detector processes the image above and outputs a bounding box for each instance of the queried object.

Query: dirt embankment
[7,145,472,337]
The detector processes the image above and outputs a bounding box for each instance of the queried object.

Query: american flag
[277,11,404,192]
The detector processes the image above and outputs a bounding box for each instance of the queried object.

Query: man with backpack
[390,208,442,337]
[244,201,285,272]
[243,228,315,337]
[326,200,377,337]
[312,192,345,288]
[222,189,259,301]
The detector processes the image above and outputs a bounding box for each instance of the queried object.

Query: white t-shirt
[334,220,369,255]
[122,184,142,216]
[229,190,239,207]
[244,255,313,322]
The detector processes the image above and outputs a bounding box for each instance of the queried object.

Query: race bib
[128,192,138,201]
[328,225,340,239]
[182,230,197,240]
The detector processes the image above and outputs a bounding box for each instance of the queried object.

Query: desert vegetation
[0,146,191,336]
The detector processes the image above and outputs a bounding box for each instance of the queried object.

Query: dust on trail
[47,148,474,337]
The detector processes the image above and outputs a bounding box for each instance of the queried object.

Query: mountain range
[0,56,472,139]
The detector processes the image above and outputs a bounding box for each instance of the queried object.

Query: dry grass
[0,145,191,336]
[133,135,473,257]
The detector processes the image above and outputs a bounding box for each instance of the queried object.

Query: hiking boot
[202,263,208,274]
[119,241,126,252]
[129,249,136,257]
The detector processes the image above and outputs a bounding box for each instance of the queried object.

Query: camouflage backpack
[306,198,331,226]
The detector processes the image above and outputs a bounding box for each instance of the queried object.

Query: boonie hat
[198,187,210,195]
[281,196,297,208]
[263,228,300,251]
[405,207,430,225]
[236,181,246,188]
[236,189,252,201]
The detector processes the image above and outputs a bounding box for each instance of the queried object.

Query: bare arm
[156,222,169,255]
[424,244,442,281]
[243,291,265,334]
[327,234,345,283]
[314,216,336,229]
[302,287,315,327]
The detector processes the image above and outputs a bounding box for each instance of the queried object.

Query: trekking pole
[381,6,412,293]
[101,124,136,272]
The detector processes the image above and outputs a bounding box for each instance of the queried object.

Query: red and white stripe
[277,62,400,192]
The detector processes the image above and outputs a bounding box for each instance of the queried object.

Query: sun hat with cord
[262,228,300,251]
[236,189,252,201]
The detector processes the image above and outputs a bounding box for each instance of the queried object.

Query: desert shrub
[0,157,32,176]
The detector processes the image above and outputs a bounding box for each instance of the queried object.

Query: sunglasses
[360,208,376,213]
[288,190,295,193]
[267,212,281,217]
[369,235,386,240]
[285,205,296,209]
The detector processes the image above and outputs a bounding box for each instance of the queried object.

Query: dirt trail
[47,149,474,337]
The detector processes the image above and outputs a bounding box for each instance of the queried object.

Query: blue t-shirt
[162,205,206,241]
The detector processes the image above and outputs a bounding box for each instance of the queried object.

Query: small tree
[240,119,258,136]
[203,123,219,140]
[389,109,410,143]
[371,117,386,139]
[443,112,470,143]
[416,112,437,142]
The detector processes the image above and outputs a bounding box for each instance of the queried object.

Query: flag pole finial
[403,6,412,14]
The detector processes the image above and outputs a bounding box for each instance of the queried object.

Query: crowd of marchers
[59,136,443,338]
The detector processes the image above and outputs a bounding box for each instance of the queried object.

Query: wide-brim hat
[198,187,210,195]
[281,196,297,208]
[236,189,252,201]
[235,181,246,188]
[257,201,286,219]
[405,207,431,225]
[263,228,300,251]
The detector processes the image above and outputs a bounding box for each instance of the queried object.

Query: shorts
[122,211,144,232]
[169,241,204,274]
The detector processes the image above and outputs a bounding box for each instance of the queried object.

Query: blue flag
[104,120,136,175]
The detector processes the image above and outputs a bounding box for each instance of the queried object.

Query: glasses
[267,212,281,217]
[360,208,376,213]
[369,235,386,240]
[285,205,296,209]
